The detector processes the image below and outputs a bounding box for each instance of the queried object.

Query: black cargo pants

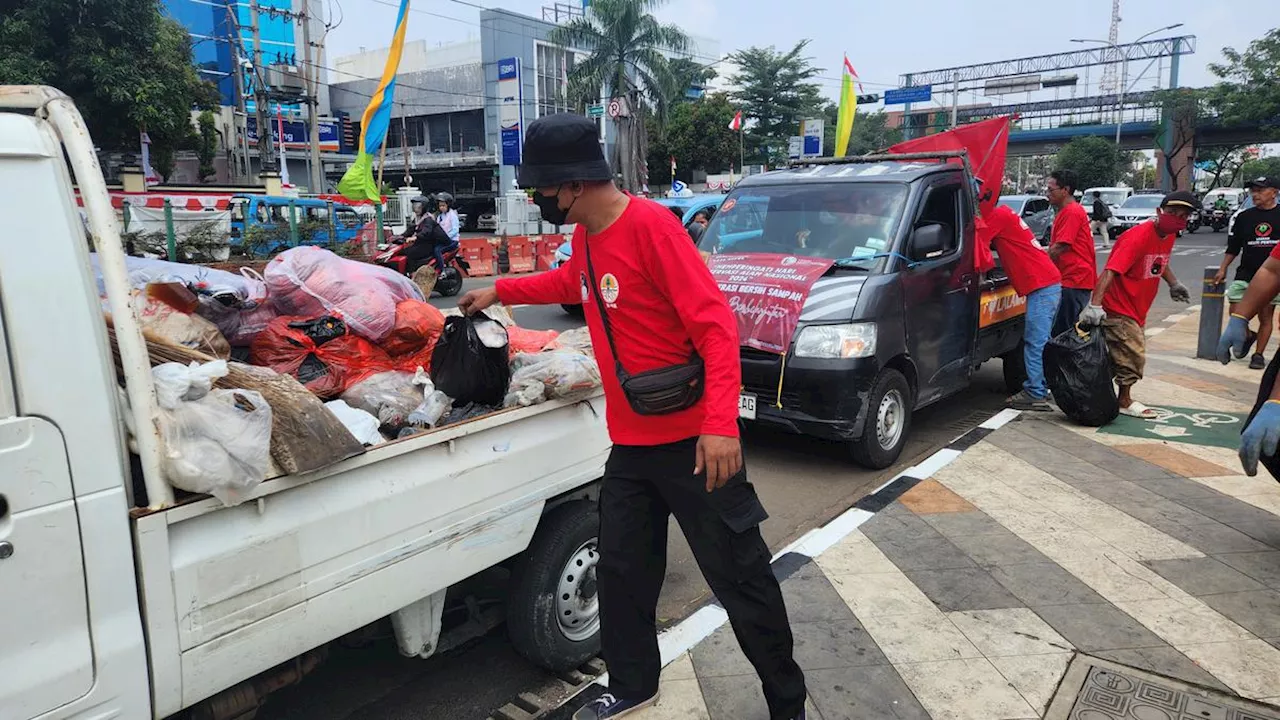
[597,438,807,720]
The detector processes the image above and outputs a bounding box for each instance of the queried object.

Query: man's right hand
[458,287,499,315]
[1217,314,1256,364]
[1078,304,1106,327]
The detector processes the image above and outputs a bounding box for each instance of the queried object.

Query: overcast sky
[321,0,1249,109]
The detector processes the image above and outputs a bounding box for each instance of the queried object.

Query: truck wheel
[849,368,912,469]
[1002,344,1027,395]
[507,501,601,671]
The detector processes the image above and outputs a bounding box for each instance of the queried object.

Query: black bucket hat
[516,113,613,189]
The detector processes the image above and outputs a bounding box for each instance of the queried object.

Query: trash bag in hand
[1044,324,1120,427]
[430,313,510,406]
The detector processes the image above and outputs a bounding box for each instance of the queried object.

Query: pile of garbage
[97,247,602,503]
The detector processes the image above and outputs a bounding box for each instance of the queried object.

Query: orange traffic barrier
[536,234,564,271]
[507,235,535,274]
[460,237,496,277]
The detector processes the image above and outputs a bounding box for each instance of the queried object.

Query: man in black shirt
[1089,190,1113,247]
[1213,177,1280,368]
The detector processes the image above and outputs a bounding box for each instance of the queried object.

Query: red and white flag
[728,110,742,131]
[670,155,677,178]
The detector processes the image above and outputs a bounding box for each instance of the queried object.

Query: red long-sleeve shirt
[496,197,742,445]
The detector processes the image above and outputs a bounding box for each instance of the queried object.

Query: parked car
[996,194,1055,246]
[1083,186,1133,212]
[696,154,1027,468]
[1109,193,1165,238]
[477,211,498,231]
[1228,193,1254,237]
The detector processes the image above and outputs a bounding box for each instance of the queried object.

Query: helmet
[412,195,432,205]
[435,192,454,208]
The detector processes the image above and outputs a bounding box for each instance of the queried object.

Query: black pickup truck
[699,152,1028,468]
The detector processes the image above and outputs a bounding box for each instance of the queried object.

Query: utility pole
[950,72,960,129]
[300,0,323,192]
[249,0,275,176]
[226,5,250,182]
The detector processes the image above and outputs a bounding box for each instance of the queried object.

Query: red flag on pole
[888,116,1014,272]
[728,111,742,131]
[671,155,677,180]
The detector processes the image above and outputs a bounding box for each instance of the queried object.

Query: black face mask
[533,185,576,225]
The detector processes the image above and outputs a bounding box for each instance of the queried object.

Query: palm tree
[548,0,689,191]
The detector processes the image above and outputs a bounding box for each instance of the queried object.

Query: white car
[1109,193,1164,238]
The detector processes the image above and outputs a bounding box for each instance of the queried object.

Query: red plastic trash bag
[250,315,392,398]
[264,246,424,342]
[506,326,560,359]
[381,300,445,372]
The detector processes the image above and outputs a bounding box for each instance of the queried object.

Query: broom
[106,321,365,475]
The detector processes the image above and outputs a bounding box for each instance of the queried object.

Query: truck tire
[1002,344,1027,395]
[507,501,601,671]
[849,368,912,469]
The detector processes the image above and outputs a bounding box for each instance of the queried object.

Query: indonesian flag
[670,155,677,179]
[728,110,742,131]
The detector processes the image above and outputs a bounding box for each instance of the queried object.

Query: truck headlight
[794,323,877,359]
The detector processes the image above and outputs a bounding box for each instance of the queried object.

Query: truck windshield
[698,182,907,267]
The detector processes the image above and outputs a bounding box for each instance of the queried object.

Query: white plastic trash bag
[505,352,601,407]
[265,246,424,341]
[324,399,384,446]
[339,370,429,428]
[153,361,273,506]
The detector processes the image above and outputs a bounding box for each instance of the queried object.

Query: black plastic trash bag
[1245,351,1280,481]
[1044,324,1119,427]
[430,313,510,406]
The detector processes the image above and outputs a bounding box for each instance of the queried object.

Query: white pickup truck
[0,86,610,720]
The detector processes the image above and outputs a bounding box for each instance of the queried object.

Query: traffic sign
[587,104,604,118]
[607,99,622,118]
[788,136,803,160]
[883,85,933,105]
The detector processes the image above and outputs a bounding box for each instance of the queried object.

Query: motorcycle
[1210,208,1230,232]
[1185,210,1202,234]
[373,241,471,297]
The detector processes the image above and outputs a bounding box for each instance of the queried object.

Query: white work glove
[1078,304,1107,327]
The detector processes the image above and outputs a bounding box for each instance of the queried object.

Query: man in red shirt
[983,203,1062,411]
[1046,169,1098,336]
[459,114,806,720]
[1079,191,1196,418]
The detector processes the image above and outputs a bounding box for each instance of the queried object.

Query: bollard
[1197,265,1226,360]
[288,200,299,247]
[163,198,177,261]
[375,203,385,245]
[122,200,131,232]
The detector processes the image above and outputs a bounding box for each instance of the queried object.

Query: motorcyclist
[396,194,453,274]
[1214,195,1231,214]
[433,192,462,271]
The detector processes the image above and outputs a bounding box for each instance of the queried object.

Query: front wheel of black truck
[849,368,912,469]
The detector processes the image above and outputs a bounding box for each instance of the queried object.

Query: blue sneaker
[571,691,658,719]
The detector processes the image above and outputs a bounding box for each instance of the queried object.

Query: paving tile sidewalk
[610,308,1280,720]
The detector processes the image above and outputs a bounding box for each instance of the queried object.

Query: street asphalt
[255,229,1233,720]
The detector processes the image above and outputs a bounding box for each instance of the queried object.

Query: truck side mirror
[910,222,950,260]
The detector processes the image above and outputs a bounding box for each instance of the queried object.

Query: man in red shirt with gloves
[459,114,806,720]
[981,197,1062,412]
[1079,191,1196,418]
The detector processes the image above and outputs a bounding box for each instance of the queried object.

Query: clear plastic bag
[547,326,594,356]
[152,361,273,506]
[407,390,452,428]
[265,246,424,341]
[340,370,430,428]
[507,351,602,403]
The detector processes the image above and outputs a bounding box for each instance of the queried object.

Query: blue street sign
[803,135,821,156]
[883,85,933,105]
[498,57,519,81]
[501,128,521,166]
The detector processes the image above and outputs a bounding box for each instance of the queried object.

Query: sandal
[1119,401,1159,419]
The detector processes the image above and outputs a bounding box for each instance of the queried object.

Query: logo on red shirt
[600,273,620,304]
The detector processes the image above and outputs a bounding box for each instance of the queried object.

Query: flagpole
[739,126,744,177]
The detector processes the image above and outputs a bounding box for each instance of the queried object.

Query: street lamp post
[1071,24,1183,148]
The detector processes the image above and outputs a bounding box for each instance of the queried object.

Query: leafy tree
[0,0,217,165]
[729,40,824,166]
[650,58,716,133]
[1197,145,1255,190]
[197,110,219,181]
[1240,156,1280,182]
[1206,29,1280,138]
[1154,88,1206,190]
[549,0,688,191]
[646,93,739,182]
[1053,136,1121,189]
[817,103,901,157]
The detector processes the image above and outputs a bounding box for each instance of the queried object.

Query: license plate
[739,393,757,420]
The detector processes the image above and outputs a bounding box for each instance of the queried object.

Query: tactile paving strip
[1045,655,1280,720]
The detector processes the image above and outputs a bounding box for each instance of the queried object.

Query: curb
[538,407,1023,719]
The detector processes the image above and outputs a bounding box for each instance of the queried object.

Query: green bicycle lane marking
[1097,405,1245,450]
